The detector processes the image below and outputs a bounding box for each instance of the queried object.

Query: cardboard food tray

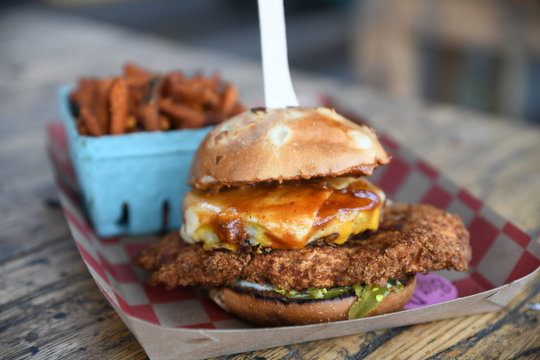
[46,117,539,359]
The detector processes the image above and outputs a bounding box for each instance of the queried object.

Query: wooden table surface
[1,7,539,360]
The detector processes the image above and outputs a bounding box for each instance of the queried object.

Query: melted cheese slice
[181,177,385,250]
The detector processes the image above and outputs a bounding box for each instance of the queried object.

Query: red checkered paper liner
[47,122,539,359]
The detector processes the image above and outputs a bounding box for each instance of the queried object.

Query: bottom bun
[209,276,416,327]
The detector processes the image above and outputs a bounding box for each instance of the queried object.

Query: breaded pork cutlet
[138,204,471,290]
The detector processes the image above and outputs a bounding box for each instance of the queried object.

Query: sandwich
[137,107,471,326]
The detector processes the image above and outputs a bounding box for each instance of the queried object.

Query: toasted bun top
[189,107,390,189]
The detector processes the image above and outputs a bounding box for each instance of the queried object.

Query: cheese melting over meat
[181,177,385,250]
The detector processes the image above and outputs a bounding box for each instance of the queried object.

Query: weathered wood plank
[0,202,69,264]
[0,229,146,359]
[0,277,146,360]
[0,234,82,307]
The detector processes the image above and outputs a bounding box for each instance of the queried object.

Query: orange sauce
[190,178,383,250]
[314,187,380,230]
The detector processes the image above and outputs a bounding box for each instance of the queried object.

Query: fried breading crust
[137,204,471,290]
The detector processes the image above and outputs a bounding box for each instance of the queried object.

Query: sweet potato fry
[140,103,160,131]
[75,78,96,108]
[162,71,183,98]
[140,77,162,131]
[77,122,89,136]
[126,116,137,130]
[124,63,151,79]
[159,98,205,128]
[202,88,220,109]
[160,115,171,131]
[124,63,152,90]
[175,81,205,105]
[110,78,129,135]
[80,106,103,136]
[96,79,112,132]
[127,83,144,117]
[70,63,245,135]
[182,112,206,128]
[220,83,238,117]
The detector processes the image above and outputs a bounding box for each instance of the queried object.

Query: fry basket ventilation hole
[117,203,129,226]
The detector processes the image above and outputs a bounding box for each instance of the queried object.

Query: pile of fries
[69,63,246,136]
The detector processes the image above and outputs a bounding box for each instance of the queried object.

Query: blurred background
[2,0,540,123]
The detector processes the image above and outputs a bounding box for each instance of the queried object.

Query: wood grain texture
[0,5,538,360]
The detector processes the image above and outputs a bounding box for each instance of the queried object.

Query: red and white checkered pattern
[47,121,539,330]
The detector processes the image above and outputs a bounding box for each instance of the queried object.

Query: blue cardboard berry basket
[58,86,211,236]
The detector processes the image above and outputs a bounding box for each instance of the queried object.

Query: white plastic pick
[257,0,299,108]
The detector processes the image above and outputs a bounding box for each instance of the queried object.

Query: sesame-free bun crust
[189,107,390,189]
[209,276,416,327]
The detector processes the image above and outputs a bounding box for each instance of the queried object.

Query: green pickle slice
[348,280,404,319]
[275,286,353,300]
[232,279,404,319]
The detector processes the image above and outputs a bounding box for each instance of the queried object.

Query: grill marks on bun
[189,107,390,190]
